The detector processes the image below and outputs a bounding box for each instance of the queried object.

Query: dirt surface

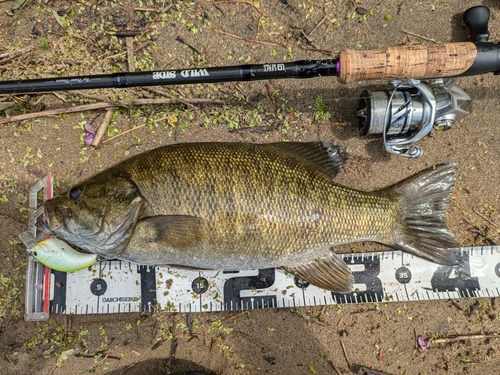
[0,0,500,374]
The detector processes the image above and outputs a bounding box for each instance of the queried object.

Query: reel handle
[338,43,477,84]
[463,6,490,42]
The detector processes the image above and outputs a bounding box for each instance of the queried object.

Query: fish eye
[69,188,81,201]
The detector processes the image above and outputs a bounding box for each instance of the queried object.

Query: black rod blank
[0,60,339,95]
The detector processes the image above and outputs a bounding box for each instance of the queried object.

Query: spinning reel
[0,6,498,158]
[355,78,471,158]
[354,6,492,158]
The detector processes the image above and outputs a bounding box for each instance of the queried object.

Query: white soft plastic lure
[30,237,97,272]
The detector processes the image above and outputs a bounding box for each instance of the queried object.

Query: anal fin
[284,252,354,292]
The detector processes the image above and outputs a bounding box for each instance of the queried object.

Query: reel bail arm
[354,6,492,158]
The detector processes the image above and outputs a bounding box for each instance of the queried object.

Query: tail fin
[391,163,459,265]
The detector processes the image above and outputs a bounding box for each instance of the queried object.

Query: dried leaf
[51,9,65,28]
[60,349,75,361]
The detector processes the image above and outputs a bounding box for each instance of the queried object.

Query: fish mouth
[43,200,67,232]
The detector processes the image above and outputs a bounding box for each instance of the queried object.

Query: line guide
[24,176,500,321]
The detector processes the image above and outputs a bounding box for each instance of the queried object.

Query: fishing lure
[19,231,97,272]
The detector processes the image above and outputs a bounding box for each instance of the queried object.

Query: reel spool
[355,79,471,158]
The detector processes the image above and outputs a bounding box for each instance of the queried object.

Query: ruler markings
[24,246,500,319]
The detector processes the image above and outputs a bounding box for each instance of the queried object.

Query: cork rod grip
[337,42,477,84]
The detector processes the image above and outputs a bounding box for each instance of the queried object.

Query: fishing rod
[2,6,497,157]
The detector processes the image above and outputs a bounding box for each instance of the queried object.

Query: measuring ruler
[24,177,500,321]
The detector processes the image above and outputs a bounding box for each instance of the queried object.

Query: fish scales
[43,142,459,292]
[115,143,396,266]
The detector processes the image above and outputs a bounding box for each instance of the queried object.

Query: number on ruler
[137,265,157,311]
[332,255,384,303]
[223,269,276,310]
[430,253,480,297]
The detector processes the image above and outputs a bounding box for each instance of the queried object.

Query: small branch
[176,36,203,56]
[327,360,342,375]
[126,37,135,72]
[462,218,499,246]
[117,98,222,106]
[161,4,174,13]
[91,109,114,147]
[401,30,438,44]
[107,31,141,37]
[0,102,114,125]
[134,7,158,12]
[102,124,145,144]
[301,30,314,43]
[308,15,328,37]
[340,339,351,368]
[106,41,152,61]
[0,46,32,64]
[418,333,499,350]
[233,330,275,354]
[472,208,500,229]
[220,311,247,323]
[211,27,282,47]
[0,98,223,126]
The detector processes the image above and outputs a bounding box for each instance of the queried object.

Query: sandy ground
[0,0,500,374]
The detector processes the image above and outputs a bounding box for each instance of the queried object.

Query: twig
[0,98,222,126]
[401,30,438,44]
[220,311,247,323]
[176,36,203,56]
[448,299,464,311]
[472,209,500,229]
[328,360,342,375]
[102,124,145,144]
[134,7,158,12]
[298,45,339,55]
[106,40,152,61]
[265,81,278,114]
[142,87,198,110]
[158,57,177,70]
[161,4,174,13]
[211,27,282,47]
[317,306,326,319]
[0,102,115,125]
[340,340,350,368]
[97,348,112,364]
[91,109,114,147]
[308,15,328,37]
[117,98,222,106]
[462,218,499,246]
[419,333,499,350]
[413,328,418,350]
[169,337,179,359]
[51,91,68,103]
[126,37,135,72]
[233,330,276,354]
[0,46,32,64]
[301,30,314,43]
[103,115,171,144]
[228,124,277,133]
[108,30,141,37]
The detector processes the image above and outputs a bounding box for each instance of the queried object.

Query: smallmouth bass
[43,142,458,292]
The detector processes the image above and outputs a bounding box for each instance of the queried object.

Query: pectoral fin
[285,252,354,292]
[140,215,202,250]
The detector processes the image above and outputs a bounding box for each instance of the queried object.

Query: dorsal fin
[267,142,344,179]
